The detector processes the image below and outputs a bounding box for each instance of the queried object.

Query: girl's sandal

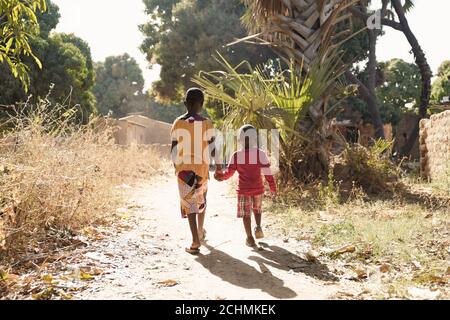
[246,239,257,248]
[185,247,200,255]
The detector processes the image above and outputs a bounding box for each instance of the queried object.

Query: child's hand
[214,171,223,181]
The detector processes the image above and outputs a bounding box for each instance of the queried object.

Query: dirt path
[76,175,361,300]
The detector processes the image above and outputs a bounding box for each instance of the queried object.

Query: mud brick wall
[420,110,450,180]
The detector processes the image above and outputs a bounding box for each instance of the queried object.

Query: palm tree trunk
[297,98,330,181]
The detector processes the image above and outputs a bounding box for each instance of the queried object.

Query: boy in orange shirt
[171,88,221,255]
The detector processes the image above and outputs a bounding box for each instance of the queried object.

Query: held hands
[214,169,224,182]
[214,163,224,181]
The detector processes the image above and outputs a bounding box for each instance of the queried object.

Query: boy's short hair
[185,88,204,107]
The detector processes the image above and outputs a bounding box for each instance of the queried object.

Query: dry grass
[431,158,450,195]
[267,180,450,299]
[0,99,165,264]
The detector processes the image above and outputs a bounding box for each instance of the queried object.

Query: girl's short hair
[238,124,257,148]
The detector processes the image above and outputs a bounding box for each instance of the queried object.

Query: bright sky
[375,1,450,74]
[52,0,449,90]
[52,0,160,90]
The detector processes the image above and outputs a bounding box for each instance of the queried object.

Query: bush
[334,139,400,194]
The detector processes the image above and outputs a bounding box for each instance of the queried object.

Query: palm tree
[242,0,356,70]
[236,0,357,179]
[244,0,431,156]
[194,51,347,181]
[242,0,388,139]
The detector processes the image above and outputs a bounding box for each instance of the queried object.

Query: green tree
[0,1,97,121]
[0,0,47,89]
[140,0,276,102]
[0,34,97,118]
[93,54,146,118]
[431,77,450,104]
[437,60,450,77]
[36,0,60,38]
[377,59,421,124]
[346,59,421,126]
[431,60,450,103]
[146,98,185,123]
[31,34,96,118]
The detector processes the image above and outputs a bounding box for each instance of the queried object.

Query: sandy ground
[76,175,361,300]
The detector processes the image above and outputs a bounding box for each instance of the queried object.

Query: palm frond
[242,0,357,71]
[193,41,347,139]
[402,0,415,12]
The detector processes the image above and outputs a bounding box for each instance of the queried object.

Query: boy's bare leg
[243,217,256,247]
[197,211,206,240]
[188,214,201,250]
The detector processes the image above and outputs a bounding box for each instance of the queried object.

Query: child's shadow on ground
[194,242,297,299]
[251,242,338,282]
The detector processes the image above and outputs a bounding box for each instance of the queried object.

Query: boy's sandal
[185,247,200,255]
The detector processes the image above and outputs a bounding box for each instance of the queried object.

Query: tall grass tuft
[0,98,163,262]
[335,139,400,194]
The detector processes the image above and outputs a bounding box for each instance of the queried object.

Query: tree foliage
[437,60,450,77]
[0,1,96,121]
[93,54,147,118]
[36,0,59,38]
[346,59,421,125]
[140,0,276,102]
[431,60,450,104]
[0,0,47,90]
[377,59,421,124]
[146,98,185,124]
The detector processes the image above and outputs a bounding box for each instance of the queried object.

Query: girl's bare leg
[243,216,256,247]
[254,214,262,227]
[254,213,264,239]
